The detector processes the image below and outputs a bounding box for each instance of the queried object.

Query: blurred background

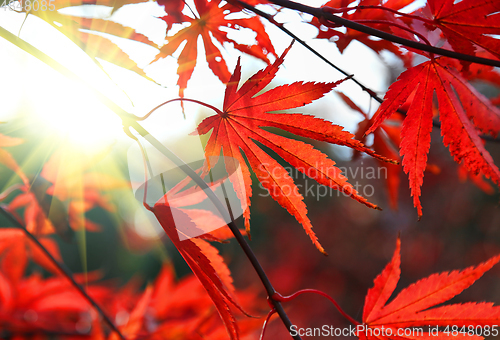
[1,0,500,338]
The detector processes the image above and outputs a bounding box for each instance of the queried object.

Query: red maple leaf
[152,0,276,99]
[0,182,65,282]
[148,203,247,340]
[426,0,500,60]
[122,159,255,339]
[157,0,188,31]
[343,93,441,210]
[139,170,252,340]
[0,267,100,334]
[0,228,62,284]
[195,44,396,254]
[359,238,500,339]
[366,57,500,218]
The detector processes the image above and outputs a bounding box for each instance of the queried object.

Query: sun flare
[29,65,123,150]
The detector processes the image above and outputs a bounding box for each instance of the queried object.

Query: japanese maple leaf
[0,229,62,284]
[87,265,260,340]
[343,93,440,211]
[366,56,500,218]
[157,0,189,31]
[123,167,250,339]
[194,44,397,255]
[152,0,275,99]
[358,238,500,339]
[426,0,500,60]
[148,202,247,340]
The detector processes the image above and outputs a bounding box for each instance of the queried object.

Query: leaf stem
[137,98,224,121]
[272,289,360,326]
[0,205,126,340]
[259,308,277,340]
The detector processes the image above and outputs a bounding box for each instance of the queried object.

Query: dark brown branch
[266,0,500,68]
[323,5,435,25]
[126,121,302,340]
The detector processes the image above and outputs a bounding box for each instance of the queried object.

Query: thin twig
[229,1,382,103]
[273,290,360,326]
[0,205,126,340]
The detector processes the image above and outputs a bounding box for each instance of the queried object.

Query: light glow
[30,69,123,149]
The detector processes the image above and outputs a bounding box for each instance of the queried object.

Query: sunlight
[31,69,123,149]
[0,12,131,150]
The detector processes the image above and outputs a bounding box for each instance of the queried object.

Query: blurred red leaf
[0,133,28,185]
